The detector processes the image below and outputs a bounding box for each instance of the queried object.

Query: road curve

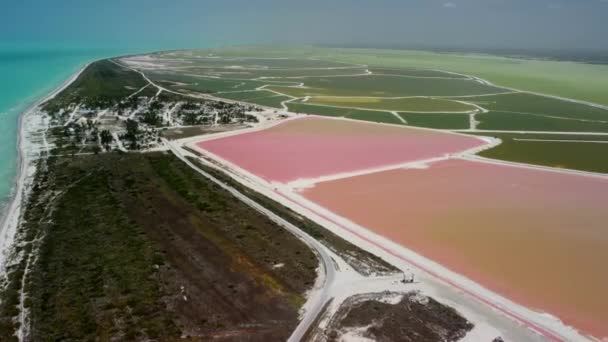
[165,140,335,342]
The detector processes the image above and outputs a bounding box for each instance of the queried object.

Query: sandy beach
[0,63,90,273]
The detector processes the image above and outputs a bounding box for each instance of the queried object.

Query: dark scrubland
[186,156,398,277]
[0,153,318,341]
[323,292,474,342]
[43,59,157,114]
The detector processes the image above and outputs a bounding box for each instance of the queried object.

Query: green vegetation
[436,92,608,132]
[211,90,270,101]
[147,49,608,137]
[0,153,318,340]
[187,157,398,276]
[194,46,608,105]
[401,113,471,129]
[267,75,503,97]
[287,103,402,125]
[218,90,292,108]
[250,67,366,79]
[44,60,155,113]
[29,159,176,341]
[326,292,473,342]
[147,73,263,93]
[346,111,403,125]
[139,49,608,174]
[163,56,354,70]
[477,111,608,132]
[150,73,299,96]
[317,48,608,106]
[146,154,317,294]
[287,102,358,116]
[0,155,177,341]
[288,102,390,118]
[464,93,608,121]
[306,96,474,112]
[193,67,366,79]
[368,67,469,78]
[245,94,292,108]
[470,132,608,174]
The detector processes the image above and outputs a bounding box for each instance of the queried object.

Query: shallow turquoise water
[0,45,150,212]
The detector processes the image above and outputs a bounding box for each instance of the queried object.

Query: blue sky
[1,0,607,50]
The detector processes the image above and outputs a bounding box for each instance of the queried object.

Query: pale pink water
[196,117,485,183]
[302,159,608,339]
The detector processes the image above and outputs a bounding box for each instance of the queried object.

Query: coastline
[0,63,91,272]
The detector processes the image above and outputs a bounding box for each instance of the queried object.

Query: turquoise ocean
[0,44,155,215]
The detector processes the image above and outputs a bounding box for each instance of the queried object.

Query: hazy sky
[2,0,607,51]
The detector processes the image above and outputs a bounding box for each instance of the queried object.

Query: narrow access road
[165,139,337,342]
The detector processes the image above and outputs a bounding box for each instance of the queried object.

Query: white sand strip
[0,63,89,272]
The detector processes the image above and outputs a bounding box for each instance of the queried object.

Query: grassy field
[147,73,264,93]
[477,111,608,132]
[446,92,608,132]
[346,111,404,125]
[287,102,403,124]
[218,90,292,108]
[305,96,475,112]
[368,67,469,78]
[471,132,608,173]
[288,101,470,127]
[196,46,608,106]
[463,93,608,121]
[318,48,608,106]
[401,113,471,129]
[288,102,390,118]
[245,94,292,108]
[0,153,319,341]
[175,56,355,70]
[210,90,273,101]
[267,75,503,97]
[190,67,368,80]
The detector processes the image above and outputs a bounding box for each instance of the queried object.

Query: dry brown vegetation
[323,292,473,342]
